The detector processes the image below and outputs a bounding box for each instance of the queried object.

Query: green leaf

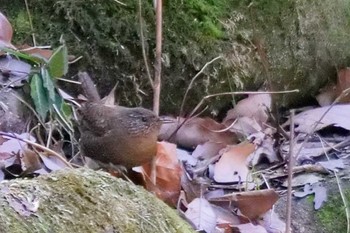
[30,74,49,120]
[41,68,56,103]
[48,44,68,78]
[61,101,72,119]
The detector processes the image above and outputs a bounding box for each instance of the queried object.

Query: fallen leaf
[209,189,279,220]
[224,116,262,138]
[214,142,256,184]
[0,56,32,87]
[223,93,271,127]
[20,149,42,174]
[233,223,267,233]
[177,148,198,166]
[285,105,350,133]
[282,173,324,187]
[0,12,15,49]
[39,153,69,171]
[185,198,217,232]
[318,159,344,172]
[141,142,182,207]
[192,141,226,160]
[259,210,286,233]
[159,117,237,149]
[294,182,327,210]
[17,44,53,61]
[247,132,278,166]
[0,133,35,155]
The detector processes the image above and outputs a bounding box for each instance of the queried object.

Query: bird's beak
[159,116,176,124]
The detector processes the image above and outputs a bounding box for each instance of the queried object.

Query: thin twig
[138,0,153,87]
[294,87,350,161]
[286,109,295,233]
[153,0,162,116]
[24,0,36,46]
[188,89,299,119]
[179,56,222,117]
[0,132,73,168]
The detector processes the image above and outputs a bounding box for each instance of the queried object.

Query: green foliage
[2,44,72,123]
[316,190,350,233]
[30,73,50,120]
[48,45,68,78]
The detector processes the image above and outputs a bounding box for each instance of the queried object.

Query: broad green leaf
[30,74,49,120]
[48,44,68,78]
[41,68,56,103]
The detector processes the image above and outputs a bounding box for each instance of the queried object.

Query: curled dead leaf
[214,142,256,184]
[159,117,237,149]
[140,142,182,206]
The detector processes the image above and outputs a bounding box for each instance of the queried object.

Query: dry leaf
[209,189,279,220]
[141,142,182,206]
[20,149,42,174]
[192,141,226,160]
[247,132,278,166]
[214,142,256,184]
[0,12,15,49]
[39,153,69,171]
[233,223,267,233]
[0,56,32,87]
[224,116,262,138]
[294,183,327,210]
[17,44,53,60]
[223,93,271,127]
[282,173,323,187]
[185,198,217,232]
[0,133,35,155]
[159,117,237,149]
[259,210,286,233]
[287,105,350,133]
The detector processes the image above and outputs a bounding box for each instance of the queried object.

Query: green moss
[0,168,194,233]
[316,190,350,233]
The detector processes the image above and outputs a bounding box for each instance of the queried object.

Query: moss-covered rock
[0,168,194,233]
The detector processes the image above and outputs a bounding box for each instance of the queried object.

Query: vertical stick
[153,0,162,116]
[151,0,163,185]
[286,109,295,233]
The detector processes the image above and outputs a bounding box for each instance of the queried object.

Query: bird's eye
[141,116,148,122]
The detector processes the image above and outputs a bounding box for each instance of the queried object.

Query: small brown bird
[78,103,161,169]
[77,72,161,170]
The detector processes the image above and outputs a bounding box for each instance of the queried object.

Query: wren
[78,102,161,169]
[77,72,161,169]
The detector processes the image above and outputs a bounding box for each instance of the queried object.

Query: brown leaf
[209,189,279,220]
[223,93,271,127]
[192,141,226,160]
[0,12,15,49]
[214,142,256,184]
[17,44,53,60]
[20,149,42,174]
[141,142,182,207]
[159,117,237,149]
